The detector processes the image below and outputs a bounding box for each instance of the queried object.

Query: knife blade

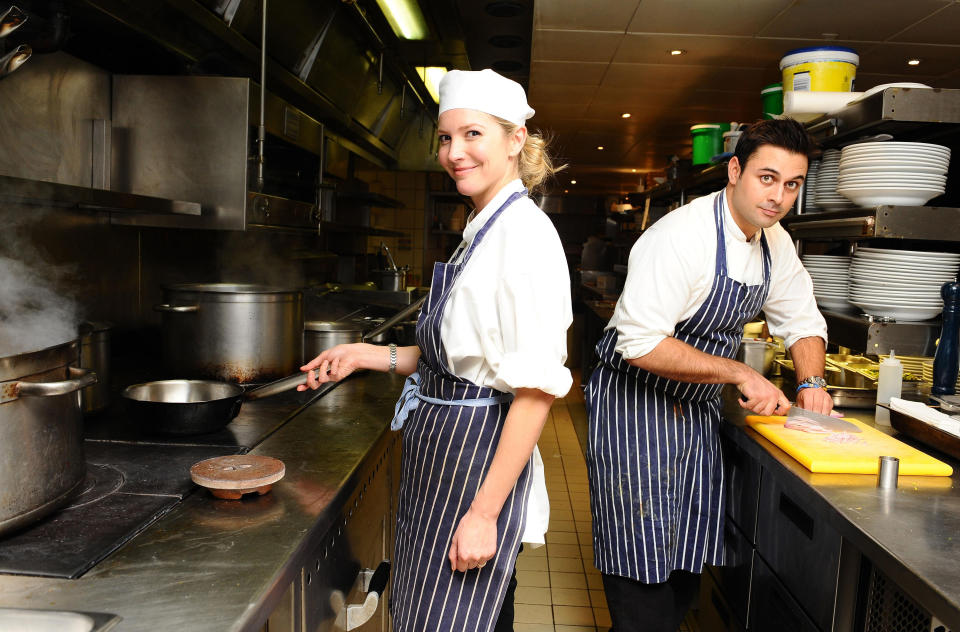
[786,405,862,433]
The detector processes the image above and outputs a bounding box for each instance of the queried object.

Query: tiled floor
[513,384,697,632]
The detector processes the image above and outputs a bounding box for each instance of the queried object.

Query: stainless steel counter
[720,389,960,629]
[0,371,405,631]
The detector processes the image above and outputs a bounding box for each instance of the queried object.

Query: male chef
[585,118,832,631]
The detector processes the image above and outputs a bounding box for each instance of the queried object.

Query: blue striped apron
[389,190,534,632]
[585,192,771,583]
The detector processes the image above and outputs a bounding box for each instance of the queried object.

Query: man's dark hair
[732,118,815,171]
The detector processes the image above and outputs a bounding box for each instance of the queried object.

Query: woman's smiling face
[437,108,525,211]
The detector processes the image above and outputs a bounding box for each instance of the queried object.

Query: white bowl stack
[837,141,950,207]
[801,254,852,312]
[848,247,960,321]
[803,159,820,212]
[814,149,857,210]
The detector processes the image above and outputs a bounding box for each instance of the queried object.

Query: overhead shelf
[783,206,960,241]
[805,87,960,146]
[820,310,940,357]
[335,191,404,208]
[319,221,404,237]
[0,175,202,216]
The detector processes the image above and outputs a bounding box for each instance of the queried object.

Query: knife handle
[932,282,960,397]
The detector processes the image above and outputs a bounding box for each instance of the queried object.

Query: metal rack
[791,87,960,356]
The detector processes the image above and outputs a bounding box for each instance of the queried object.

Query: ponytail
[496,119,567,194]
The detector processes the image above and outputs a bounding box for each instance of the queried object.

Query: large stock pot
[155,284,303,384]
[0,340,96,536]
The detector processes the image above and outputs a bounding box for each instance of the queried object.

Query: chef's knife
[786,405,862,433]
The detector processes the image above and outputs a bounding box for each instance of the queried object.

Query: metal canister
[304,321,363,361]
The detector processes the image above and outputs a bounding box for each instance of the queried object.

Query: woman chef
[299,69,572,632]
[585,119,832,631]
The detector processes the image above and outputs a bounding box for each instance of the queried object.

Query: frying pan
[122,371,319,435]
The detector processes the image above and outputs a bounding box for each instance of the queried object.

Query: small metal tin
[877,455,900,489]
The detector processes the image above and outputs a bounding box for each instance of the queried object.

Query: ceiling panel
[527,83,597,104]
[535,0,641,31]
[601,63,772,93]
[856,43,960,77]
[757,0,952,41]
[615,34,793,68]
[626,0,793,36]
[891,3,960,44]
[532,29,624,63]
[529,60,608,85]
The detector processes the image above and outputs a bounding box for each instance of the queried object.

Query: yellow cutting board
[745,415,953,476]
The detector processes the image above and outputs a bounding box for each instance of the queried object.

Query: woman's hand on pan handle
[449,505,498,573]
[298,343,423,390]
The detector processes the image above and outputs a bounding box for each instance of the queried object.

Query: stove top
[0,387,317,579]
[0,441,241,578]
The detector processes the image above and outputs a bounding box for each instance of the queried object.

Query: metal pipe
[256,0,267,192]
[377,51,383,95]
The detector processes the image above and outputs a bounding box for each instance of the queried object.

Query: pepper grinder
[932,282,960,397]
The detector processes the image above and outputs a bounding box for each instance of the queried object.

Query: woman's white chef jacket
[440,178,573,544]
[608,189,827,359]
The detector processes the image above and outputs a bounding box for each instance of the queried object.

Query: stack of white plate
[814,149,857,210]
[837,141,950,207]
[801,254,851,312]
[848,247,960,321]
[921,359,960,389]
[804,159,820,212]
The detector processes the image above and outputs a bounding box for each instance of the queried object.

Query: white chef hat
[438,69,535,127]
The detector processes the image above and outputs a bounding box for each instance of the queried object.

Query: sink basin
[0,608,120,632]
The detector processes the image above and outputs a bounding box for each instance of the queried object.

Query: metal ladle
[0,5,27,39]
[0,43,30,79]
[380,241,398,270]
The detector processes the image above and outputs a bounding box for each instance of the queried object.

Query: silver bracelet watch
[388,343,397,374]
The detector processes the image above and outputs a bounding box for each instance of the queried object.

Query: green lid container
[761,82,783,119]
[690,124,725,166]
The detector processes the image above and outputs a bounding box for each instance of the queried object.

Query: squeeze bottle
[875,350,903,426]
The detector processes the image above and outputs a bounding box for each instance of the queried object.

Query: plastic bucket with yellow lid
[780,46,859,92]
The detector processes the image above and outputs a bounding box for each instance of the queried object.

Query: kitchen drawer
[720,433,762,542]
[750,554,821,632]
[707,519,754,628]
[699,566,746,632]
[756,474,840,632]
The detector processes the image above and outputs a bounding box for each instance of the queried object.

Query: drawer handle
[778,492,815,540]
[330,560,391,631]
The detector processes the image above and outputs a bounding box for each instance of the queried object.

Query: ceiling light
[563,189,569,193]
[597,146,604,151]
[907,58,921,66]
[670,49,685,56]
[416,66,448,103]
[621,113,631,118]
[631,169,637,173]
[570,180,577,184]
[375,0,428,40]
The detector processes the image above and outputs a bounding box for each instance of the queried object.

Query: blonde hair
[496,118,567,194]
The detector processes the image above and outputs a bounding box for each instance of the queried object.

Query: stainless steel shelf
[783,206,960,241]
[821,310,940,356]
[806,87,960,146]
[0,175,202,216]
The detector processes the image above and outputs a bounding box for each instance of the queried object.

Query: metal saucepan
[122,370,319,436]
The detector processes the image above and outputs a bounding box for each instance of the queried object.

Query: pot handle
[15,367,98,399]
[154,304,199,313]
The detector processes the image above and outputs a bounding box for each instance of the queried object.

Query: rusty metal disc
[190,455,285,500]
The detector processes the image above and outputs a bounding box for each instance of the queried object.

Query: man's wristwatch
[796,376,827,392]
[388,343,397,374]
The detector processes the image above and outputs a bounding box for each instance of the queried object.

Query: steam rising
[0,256,77,357]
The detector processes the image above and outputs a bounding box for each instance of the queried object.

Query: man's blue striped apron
[389,190,534,632]
[585,192,771,584]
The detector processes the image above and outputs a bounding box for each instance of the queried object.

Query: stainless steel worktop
[720,389,960,629]
[0,370,405,631]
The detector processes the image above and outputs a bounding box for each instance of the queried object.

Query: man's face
[727,145,808,238]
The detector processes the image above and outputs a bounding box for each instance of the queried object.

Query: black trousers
[601,570,700,632]
[493,545,522,632]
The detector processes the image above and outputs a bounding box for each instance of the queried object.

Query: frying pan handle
[245,371,316,400]
[229,397,244,420]
[154,303,199,313]
[14,367,98,399]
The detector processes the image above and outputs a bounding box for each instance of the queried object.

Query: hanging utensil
[0,5,27,39]
[0,43,30,79]
[380,241,398,270]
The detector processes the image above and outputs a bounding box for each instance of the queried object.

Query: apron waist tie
[391,372,515,430]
